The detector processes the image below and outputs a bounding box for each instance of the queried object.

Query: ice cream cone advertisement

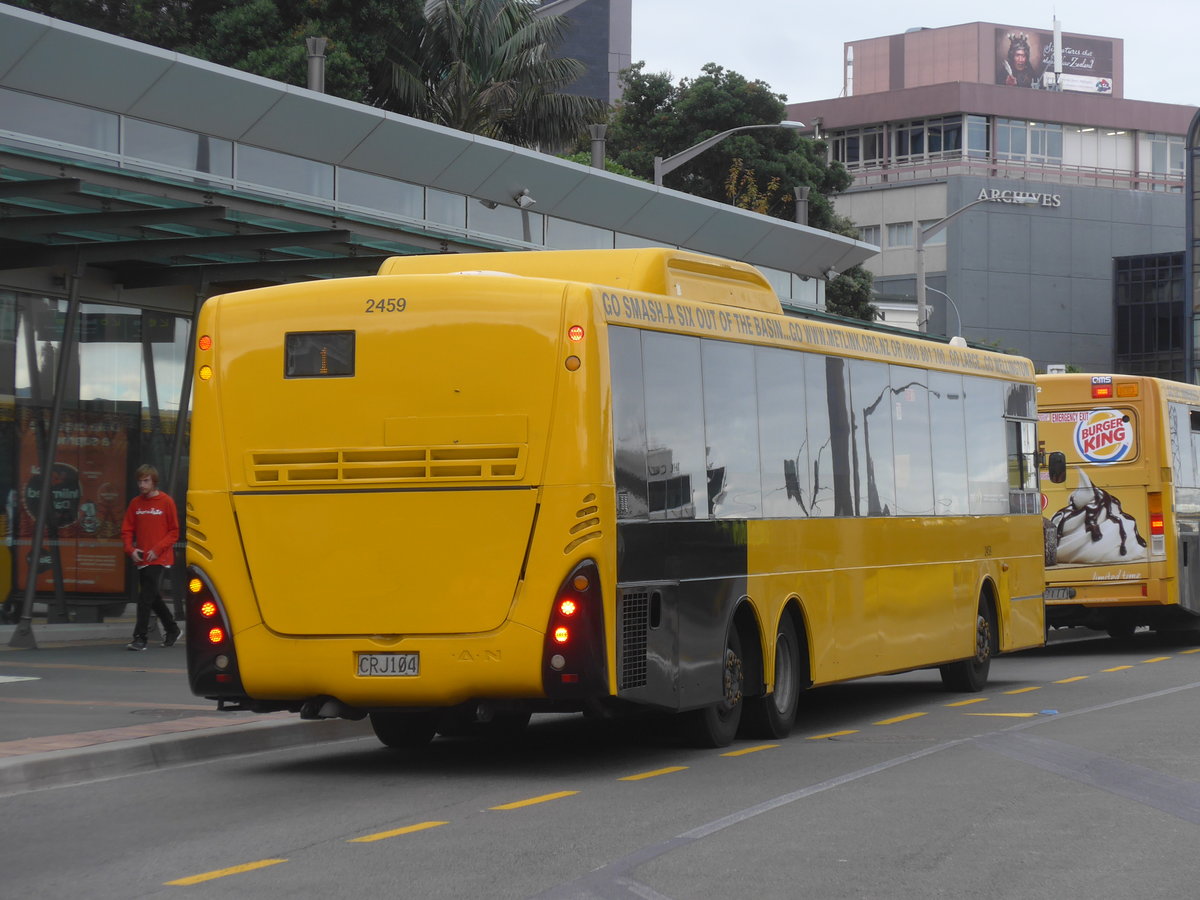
[1048,468,1147,565]
[1040,404,1150,569]
[1035,373,1200,637]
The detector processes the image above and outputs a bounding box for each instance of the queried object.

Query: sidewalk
[0,619,370,795]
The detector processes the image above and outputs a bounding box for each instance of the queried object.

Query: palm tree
[388,0,607,150]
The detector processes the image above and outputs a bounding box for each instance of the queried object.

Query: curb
[0,622,140,644]
[0,715,373,796]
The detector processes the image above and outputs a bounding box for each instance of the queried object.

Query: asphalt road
[7,629,1200,899]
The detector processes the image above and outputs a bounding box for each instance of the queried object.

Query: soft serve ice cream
[1048,469,1147,565]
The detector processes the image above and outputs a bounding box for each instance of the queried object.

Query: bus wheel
[741,616,801,739]
[369,710,439,749]
[682,627,744,748]
[940,598,993,692]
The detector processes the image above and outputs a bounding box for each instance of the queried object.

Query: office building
[787,21,1197,373]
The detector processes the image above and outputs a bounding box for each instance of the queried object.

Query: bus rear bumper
[218,621,601,711]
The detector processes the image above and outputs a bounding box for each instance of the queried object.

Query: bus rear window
[285,331,355,377]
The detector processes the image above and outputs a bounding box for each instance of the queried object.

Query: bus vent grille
[619,590,649,690]
[246,446,526,485]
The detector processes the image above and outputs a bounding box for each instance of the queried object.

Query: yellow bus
[1038,373,1200,637]
[184,248,1046,749]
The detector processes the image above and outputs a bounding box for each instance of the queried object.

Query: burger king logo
[1074,408,1133,464]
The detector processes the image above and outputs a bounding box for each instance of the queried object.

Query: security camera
[514,189,536,209]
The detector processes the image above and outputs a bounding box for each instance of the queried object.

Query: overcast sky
[630,0,1198,109]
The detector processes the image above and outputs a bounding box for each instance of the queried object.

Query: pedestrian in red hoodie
[121,464,180,651]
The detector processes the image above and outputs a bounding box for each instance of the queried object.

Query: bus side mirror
[1048,451,1067,484]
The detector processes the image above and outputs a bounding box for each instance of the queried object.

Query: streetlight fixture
[915,195,1040,333]
[923,284,962,337]
[653,121,806,186]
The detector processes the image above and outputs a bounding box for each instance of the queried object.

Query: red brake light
[199,600,218,618]
[207,626,225,645]
[1092,384,1113,399]
[1150,513,1165,535]
[554,626,570,644]
[559,599,577,617]
[568,325,584,342]
[198,334,212,351]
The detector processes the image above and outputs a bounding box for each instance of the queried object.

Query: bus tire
[741,615,801,739]
[940,596,993,693]
[369,710,439,749]
[681,626,744,748]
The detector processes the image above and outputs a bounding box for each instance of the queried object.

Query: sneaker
[126,639,147,651]
[162,627,181,648]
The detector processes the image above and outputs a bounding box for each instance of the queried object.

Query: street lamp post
[923,285,962,337]
[653,121,806,186]
[915,195,1039,333]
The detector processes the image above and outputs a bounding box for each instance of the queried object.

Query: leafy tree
[558,152,640,180]
[605,62,852,231]
[10,1,203,47]
[14,0,422,106]
[823,213,878,322]
[387,0,607,148]
[724,158,783,215]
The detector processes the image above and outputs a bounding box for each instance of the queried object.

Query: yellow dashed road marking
[490,791,578,810]
[874,712,926,726]
[1004,686,1041,694]
[946,697,988,707]
[166,859,286,885]
[721,744,779,757]
[1054,676,1088,683]
[1181,648,1200,655]
[1142,656,1171,664]
[967,712,1039,718]
[1103,665,1133,672]
[619,766,688,781]
[807,730,858,740]
[348,822,447,843]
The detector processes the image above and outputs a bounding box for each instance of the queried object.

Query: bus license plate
[357,652,419,677]
[1044,587,1074,600]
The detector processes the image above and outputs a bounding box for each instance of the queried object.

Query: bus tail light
[542,560,607,699]
[185,566,246,698]
[1148,493,1165,555]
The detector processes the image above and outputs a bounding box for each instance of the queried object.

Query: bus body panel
[232,488,537,635]
[204,275,568,495]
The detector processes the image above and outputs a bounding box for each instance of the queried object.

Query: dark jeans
[133,565,177,641]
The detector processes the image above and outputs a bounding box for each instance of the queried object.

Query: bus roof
[377,248,782,314]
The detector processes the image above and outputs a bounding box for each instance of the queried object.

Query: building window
[123,118,233,178]
[892,116,965,163]
[1029,122,1063,161]
[886,222,913,248]
[235,145,334,200]
[995,118,1027,161]
[1148,132,1184,192]
[831,126,884,168]
[918,221,947,246]
[858,224,881,246]
[1114,253,1185,380]
[996,118,1062,163]
[0,87,118,154]
[967,116,989,159]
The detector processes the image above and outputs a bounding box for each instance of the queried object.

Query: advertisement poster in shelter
[14,407,129,593]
